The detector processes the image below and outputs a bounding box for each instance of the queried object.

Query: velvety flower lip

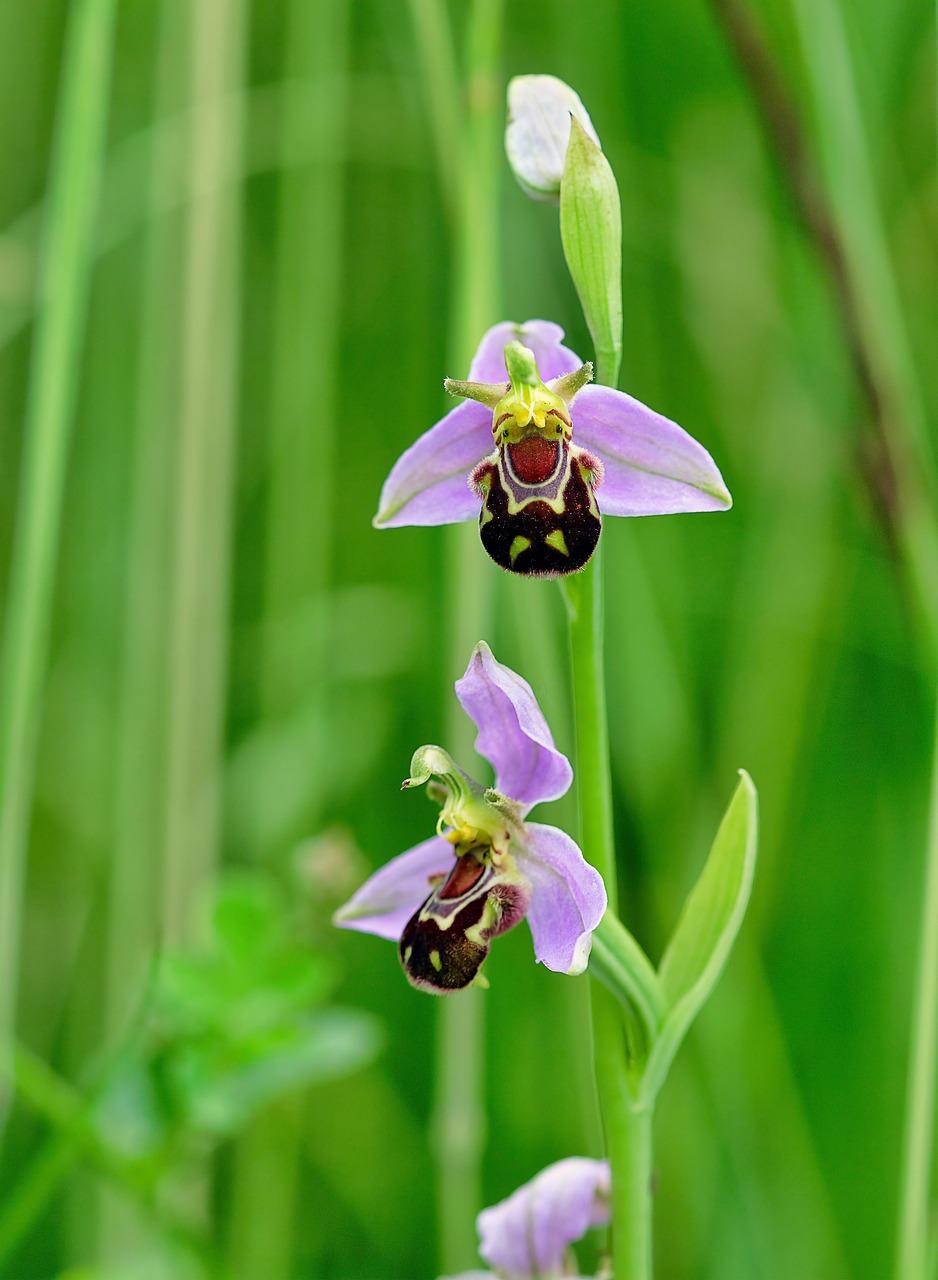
[444,1157,610,1280]
[373,318,731,533]
[333,643,606,988]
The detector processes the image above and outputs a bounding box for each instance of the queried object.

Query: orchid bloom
[441,1157,611,1280]
[333,642,606,994]
[374,319,731,577]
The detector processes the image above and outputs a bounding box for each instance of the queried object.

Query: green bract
[560,117,623,387]
[588,771,759,1103]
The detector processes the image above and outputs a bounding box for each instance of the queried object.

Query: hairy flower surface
[333,642,606,993]
[440,1156,611,1280]
[374,319,731,577]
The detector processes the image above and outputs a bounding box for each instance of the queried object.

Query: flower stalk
[895,686,938,1280]
[563,546,654,1279]
[0,0,117,1131]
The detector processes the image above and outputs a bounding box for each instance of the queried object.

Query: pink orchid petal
[469,318,582,383]
[519,823,607,974]
[572,384,732,516]
[332,836,452,941]
[455,642,572,812]
[478,1157,611,1276]
[374,400,492,528]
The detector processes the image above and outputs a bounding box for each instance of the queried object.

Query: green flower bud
[560,116,623,386]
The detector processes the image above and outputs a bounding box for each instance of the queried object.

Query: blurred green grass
[0,1,936,1277]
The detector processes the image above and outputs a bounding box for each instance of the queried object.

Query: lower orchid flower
[440,1156,611,1280]
[374,319,731,577]
[333,642,606,993]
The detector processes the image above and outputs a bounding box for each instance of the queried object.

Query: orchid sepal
[443,377,506,409]
[549,361,594,405]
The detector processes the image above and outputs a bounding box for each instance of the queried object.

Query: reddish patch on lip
[439,854,486,899]
[508,437,559,484]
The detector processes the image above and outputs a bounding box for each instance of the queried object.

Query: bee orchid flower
[333,642,606,994]
[374,319,731,576]
[440,1156,611,1280]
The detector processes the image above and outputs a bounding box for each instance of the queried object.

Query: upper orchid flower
[374,319,731,577]
[333,642,606,994]
[441,1156,611,1280]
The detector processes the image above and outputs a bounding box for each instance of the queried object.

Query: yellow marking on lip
[429,950,442,972]
[545,529,569,556]
[509,535,531,565]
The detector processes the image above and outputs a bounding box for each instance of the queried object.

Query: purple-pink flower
[441,1156,611,1280]
[333,642,606,994]
[374,319,731,577]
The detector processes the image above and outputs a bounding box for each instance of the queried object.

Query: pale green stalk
[0,0,116,1127]
[227,3,349,1275]
[159,0,244,1241]
[98,0,184,1260]
[559,335,654,1280]
[408,0,462,222]
[162,0,244,941]
[407,0,502,1269]
[896,689,938,1280]
[436,11,503,1269]
[787,0,938,666]
[563,536,653,1280]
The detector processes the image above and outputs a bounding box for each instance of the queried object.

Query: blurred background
[0,1,936,1277]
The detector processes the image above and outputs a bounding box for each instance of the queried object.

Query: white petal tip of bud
[505,75,601,203]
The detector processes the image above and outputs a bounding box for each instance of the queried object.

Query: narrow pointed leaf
[641,771,758,1103]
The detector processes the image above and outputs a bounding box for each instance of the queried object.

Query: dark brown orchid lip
[399,851,531,994]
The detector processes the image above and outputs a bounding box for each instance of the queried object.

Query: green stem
[563,546,653,1280]
[895,687,938,1280]
[98,10,183,1263]
[407,0,462,224]
[105,0,181,1079]
[786,0,938,670]
[227,5,350,1276]
[0,0,116,1130]
[161,0,244,940]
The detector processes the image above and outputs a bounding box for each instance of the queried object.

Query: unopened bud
[505,75,600,203]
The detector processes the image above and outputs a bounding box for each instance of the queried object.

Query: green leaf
[588,911,664,1058]
[211,872,282,961]
[559,116,622,384]
[175,1009,382,1135]
[641,770,758,1103]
